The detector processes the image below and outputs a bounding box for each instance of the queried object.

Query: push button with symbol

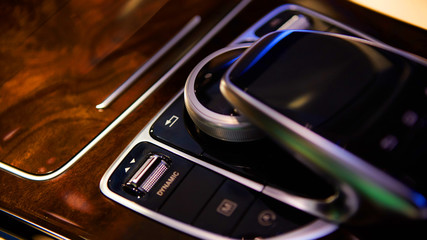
[258,210,276,226]
[216,199,238,217]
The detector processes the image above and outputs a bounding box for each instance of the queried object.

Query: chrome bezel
[184,44,264,142]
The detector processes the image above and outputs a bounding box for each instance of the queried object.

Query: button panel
[232,198,312,238]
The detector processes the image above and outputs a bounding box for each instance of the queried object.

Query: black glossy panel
[159,166,224,223]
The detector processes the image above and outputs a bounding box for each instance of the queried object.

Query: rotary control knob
[184,45,263,142]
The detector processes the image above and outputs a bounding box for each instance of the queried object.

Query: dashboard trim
[0,0,251,181]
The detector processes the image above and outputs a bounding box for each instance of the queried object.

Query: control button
[193,180,255,235]
[379,134,399,151]
[150,96,204,156]
[123,154,171,197]
[108,142,194,211]
[402,110,419,127]
[159,166,224,223]
[216,199,238,217]
[232,199,308,238]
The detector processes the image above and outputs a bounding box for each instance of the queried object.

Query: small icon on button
[258,210,277,226]
[165,115,179,127]
[379,134,398,151]
[216,199,238,217]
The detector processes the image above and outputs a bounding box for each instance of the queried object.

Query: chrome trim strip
[0,209,69,240]
[0,0,251,181]
[100,89,337,240]
[96,15,201,109]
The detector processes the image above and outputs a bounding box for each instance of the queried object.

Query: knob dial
[184,45,263,142]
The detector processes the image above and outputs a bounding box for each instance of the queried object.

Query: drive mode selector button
[184,45,263,142]
[109,142,193,211]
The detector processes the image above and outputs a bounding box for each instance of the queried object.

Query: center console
[100,4,426,239]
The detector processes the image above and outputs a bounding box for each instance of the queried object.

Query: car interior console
[1,1,426,239]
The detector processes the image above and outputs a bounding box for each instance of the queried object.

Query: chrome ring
[184,44,263,142]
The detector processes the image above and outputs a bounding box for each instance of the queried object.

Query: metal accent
[184,44,264,142]
[0,209,70,240]
[96,15,201,109]
[0,0,250,181]
[98,3,404,238]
